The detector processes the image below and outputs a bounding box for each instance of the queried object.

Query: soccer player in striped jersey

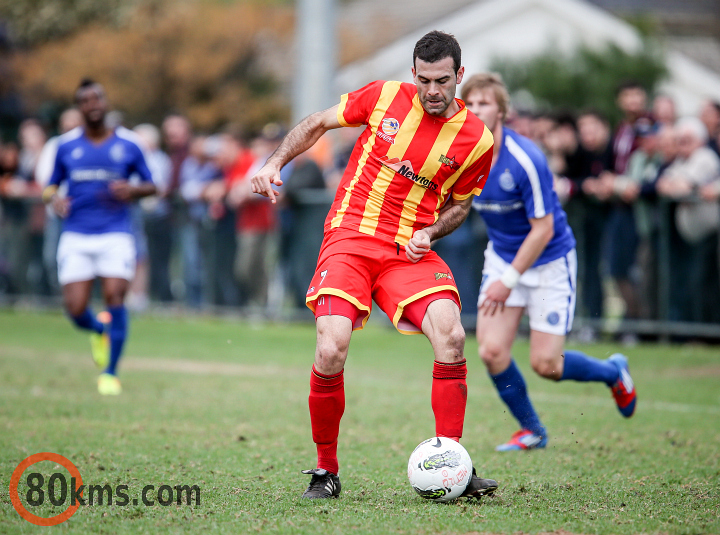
[42,79,156,396]
[252,31,497,499]
[463,73,637,452]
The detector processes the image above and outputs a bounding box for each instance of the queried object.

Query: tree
[491,43,668,125]
[6,1,294,131]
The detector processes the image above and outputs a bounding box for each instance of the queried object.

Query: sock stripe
[433,359,467,380]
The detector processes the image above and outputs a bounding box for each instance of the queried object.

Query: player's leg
[94,233,136,395]
[100,277,130,377]
[62,279,103,333]
[527,249,636,417]
[403,288,498,497]
[57,232,111,369]
[477,306,548,450]
[301,308,354,499]
[58,232,105,334]
[302,249,374,498]
[417,297,467,442]
[476,245,547,450]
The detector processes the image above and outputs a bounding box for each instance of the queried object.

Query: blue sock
[70,308,104,334]
[561,350,619,385]
[490,360,545,436]
[105,305,128,376]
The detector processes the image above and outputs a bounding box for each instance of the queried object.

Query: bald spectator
[657,117,720,323]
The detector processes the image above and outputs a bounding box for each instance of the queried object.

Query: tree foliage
[491,43,668,125]
[11,2,294,132]
[0,0,139,46]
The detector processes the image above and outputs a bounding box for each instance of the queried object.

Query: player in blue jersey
[462,73,637,451]
[42,79,156,395]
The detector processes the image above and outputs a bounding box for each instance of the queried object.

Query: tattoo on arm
[424,199,473,241]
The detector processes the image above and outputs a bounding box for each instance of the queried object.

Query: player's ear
[411,66,417,82]
[456,66,465,85]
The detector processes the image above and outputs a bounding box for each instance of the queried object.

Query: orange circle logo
[9,452,83,526]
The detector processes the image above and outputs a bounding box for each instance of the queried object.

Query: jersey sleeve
[337,80,385,127]
[129,143,154,184]
[451,138,493,201]
[48,144,67,187]
[516,146,554,220]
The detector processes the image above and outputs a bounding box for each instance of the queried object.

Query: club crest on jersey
[382,118,400,135]
[438,154,461,171]
[434,272,453,280]
[109,143,125,163]
[71,147,84,160]
[377,118,400,144]
[376,156,438,191]
[499,169,516,191]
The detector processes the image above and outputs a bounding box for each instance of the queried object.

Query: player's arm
[43,147,71,217]
[405,196,473,263]
[251,105,342,203]
[111,181,157,201]
[110,143,158,201]
[480,213,554,315]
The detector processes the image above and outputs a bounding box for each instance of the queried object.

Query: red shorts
[306,229,461,334]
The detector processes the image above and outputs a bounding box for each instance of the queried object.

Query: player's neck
[440,99,461,119]
[85,124,112,144]
[491,124,504,168]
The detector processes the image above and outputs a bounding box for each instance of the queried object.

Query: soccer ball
[407,437,473,502]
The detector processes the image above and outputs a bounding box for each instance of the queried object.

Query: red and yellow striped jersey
[326,80,493,246]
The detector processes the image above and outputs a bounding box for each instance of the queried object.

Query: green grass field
[1,308,718,534]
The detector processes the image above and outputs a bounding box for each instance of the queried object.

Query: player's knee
[65,301,85,318]
[315,338,348,373]
[445,324,466,359]
[478,340,505,368]
[530,355,562,380]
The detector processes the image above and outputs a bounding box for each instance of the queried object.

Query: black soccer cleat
[460,467,498,499]
[301,468,341,499]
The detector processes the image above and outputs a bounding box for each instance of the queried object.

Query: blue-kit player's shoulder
[115,127,146,152]
[503,127,549,168]
[55,126,84,151]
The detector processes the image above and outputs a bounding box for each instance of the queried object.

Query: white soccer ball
[407,437,473,502]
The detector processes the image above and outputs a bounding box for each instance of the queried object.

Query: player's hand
[250,164,283,204]
[406,229,431,263]
[109,181,133,202]
[480,280,512,316]
[52,195,71,218]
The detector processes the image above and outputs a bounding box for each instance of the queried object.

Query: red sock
[309,365,345,475]
[432,359,467,442]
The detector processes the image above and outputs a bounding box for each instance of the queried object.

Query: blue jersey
[472,127,575,266]
[49,127,153,235]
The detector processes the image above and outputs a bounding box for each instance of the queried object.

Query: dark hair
[577,107,609,125]
[75,78,104,102]
[615,79,646,97]
[413,31,461,74]
[553,110,577,131]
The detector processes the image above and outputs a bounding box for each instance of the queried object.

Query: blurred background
[1,0,720,342]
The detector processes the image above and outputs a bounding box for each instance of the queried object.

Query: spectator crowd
[2,85,720,336]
